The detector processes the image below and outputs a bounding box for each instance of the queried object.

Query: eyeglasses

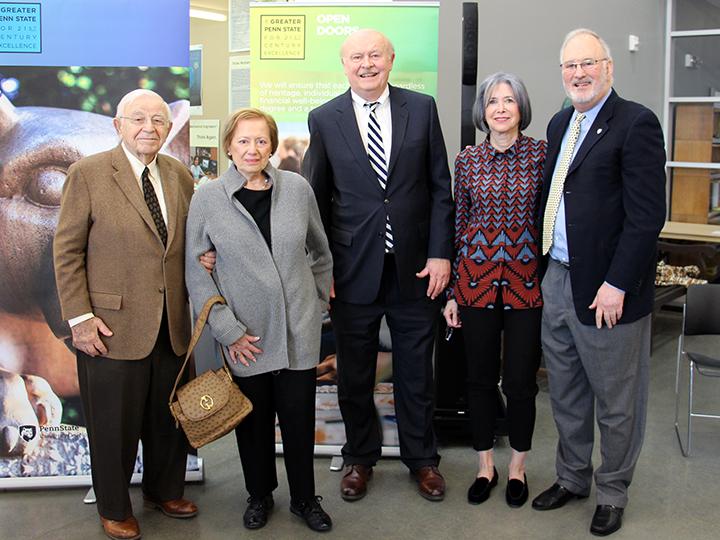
[118,115,169,127]
[346,52,384,64]
[560,58,609,72]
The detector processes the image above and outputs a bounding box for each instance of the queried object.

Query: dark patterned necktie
[141,166,167,246]
[364,101,393,252]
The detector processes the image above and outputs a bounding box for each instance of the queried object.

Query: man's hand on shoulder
[416,258,450,300]
[589,283,625,329]
[71,317,113,357]
[199,250,216,274]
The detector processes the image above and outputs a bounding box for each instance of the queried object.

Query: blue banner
[0,0,188,66]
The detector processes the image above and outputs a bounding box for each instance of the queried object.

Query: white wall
[437,0,667,157]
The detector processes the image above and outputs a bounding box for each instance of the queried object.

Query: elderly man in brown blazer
[53,89,196,540]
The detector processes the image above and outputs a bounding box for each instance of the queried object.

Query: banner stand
[275,444,401,471]
[0,458,203,491]
[83,487,95,504]
[0,0,192,491]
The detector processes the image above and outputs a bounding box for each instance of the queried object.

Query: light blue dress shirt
[549,91,611,264]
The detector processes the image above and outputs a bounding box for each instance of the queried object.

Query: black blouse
[235,186,273,250]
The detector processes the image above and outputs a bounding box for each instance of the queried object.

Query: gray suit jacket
[185,164,332,377]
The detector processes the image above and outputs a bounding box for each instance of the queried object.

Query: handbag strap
[168,295,229,408]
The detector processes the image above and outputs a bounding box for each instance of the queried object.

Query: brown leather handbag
[169,295,252,449]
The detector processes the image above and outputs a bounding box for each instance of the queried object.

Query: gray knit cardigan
[185,163,332,376]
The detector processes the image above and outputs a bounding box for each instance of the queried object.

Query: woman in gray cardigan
[185,108,333,532]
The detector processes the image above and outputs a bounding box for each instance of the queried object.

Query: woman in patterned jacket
[444,72,546,508]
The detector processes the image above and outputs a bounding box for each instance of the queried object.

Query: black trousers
[331,255,440,470]
[233,367,316,504]
[76,317,189,521]
[458,302,542,452]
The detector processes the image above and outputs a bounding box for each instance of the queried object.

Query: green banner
[249,2,439,133]
[250,2,439,450]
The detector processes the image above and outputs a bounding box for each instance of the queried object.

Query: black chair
[674,284,720,456]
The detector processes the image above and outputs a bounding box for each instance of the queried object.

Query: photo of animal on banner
[0,66,196,481]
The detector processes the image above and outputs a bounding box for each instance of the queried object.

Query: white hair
[115,89,171,119]
[559,28,613,63]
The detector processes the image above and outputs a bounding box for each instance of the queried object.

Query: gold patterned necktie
[542,112,585,255]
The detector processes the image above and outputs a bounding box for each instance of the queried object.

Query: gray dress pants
[541,259,650,507]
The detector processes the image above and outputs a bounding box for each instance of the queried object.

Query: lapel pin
[596,128,603,134]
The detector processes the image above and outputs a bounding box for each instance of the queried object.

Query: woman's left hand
[443,299,462,328]
[227,333,262,366]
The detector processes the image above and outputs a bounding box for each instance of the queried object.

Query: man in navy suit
[303,29,454,502]
[531,29,666,536]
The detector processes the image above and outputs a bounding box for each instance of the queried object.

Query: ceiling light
[190,8,227,22]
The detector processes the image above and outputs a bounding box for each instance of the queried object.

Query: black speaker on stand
[460,2,478,150]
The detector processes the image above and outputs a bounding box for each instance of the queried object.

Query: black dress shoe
[590,505,624,536]
[290,496,332,532]
[467,467,498,504]
[532,483,587,510]
[243,495,274,530]
[506,474,529,508]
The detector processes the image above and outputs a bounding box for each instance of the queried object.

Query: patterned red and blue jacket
[448,135,546,309]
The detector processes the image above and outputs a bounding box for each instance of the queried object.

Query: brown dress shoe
[100,516,141,540]
[144,497,198,519]
[340,464,373,501]
[412,465,446,501]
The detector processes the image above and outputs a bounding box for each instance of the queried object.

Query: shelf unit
[670,103,720,223]
[662,1,720,239]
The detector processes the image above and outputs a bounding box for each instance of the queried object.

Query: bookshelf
[661,3,720,246]
[669,103,720,224]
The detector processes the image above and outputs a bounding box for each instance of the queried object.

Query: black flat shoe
[290,495,332,532]
[590,505,624,536]
[467,467,498,504]
[506,474,529,508]
[243,495,274,530]
[532,483,587,511]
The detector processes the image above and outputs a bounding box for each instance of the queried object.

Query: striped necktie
[542,113,585,256]
[364,101,393,252]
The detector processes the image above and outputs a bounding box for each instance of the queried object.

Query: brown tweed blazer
[53,144,193,360]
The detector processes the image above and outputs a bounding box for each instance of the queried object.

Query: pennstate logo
[19,425,37,442]
[199,395,214,411]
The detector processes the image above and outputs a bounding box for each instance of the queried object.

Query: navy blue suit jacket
[538,89,666,325]
[304,85,454,304]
